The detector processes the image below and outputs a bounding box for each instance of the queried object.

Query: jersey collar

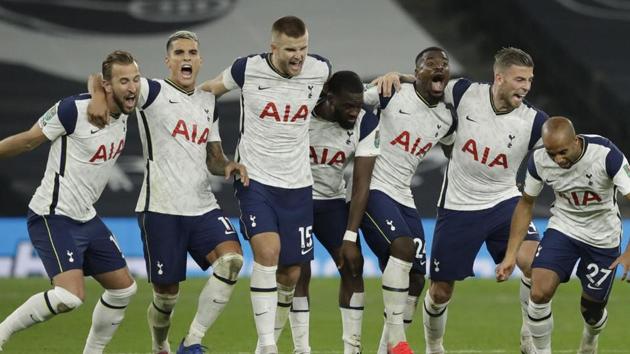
[165,79,195,96]
[265,53,293,79]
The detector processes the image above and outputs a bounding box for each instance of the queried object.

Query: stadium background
[1,0,629,278]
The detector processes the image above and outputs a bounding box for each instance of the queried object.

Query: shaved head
[542,116,582,169]
[542,116,576,146]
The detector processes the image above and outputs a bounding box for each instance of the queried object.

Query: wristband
[343,230,358,242]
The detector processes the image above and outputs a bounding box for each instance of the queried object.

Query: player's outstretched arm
[199,73,230,98]
[369,72,414,97]
[608,193,630,281]
[496,193,536,282]
[339,155,376,276]
[86,73,109,128]
[0,122,49,159]
[206,141,249,186]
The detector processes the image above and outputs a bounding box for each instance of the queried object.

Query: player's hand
[495,258,517,282]
[225,161,249,186]
[609,252,630,282]
[370,72,402,97]
[87,99,110,129]
[338,240,362,277]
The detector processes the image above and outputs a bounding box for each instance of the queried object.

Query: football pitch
[0,278,629,353]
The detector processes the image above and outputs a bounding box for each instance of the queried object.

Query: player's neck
[268,53,292,78]
[105,95,122,117]
[414,82,439,106]
[490,85,512,113]
[313,101,335,122]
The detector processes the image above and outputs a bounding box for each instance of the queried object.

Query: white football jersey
[364,84,455,208]
[29,94,128,221]
[222,53,331,188]
[310,108,380,200]
[524,135,630,248]
[135,78,221,215]
[438,79,548,210]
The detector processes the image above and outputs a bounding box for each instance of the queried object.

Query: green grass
[0,278,629,353]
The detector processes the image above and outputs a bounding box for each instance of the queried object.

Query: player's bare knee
[529,287,552,304]
[48,286,83,314]
[213,252,244,283]
[390,237,416,262]
[580,296,607,326]
[429,281,453,304]
[253,247,280,266]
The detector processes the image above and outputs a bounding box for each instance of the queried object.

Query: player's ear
[102,80,113,94]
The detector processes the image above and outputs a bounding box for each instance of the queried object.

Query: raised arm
[87,73,110,128]
[199,72,230,98]
[369,72,415,97]
[496,193,536,281]
[0,122,49,159]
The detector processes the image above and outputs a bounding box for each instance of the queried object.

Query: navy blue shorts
[533,228,619,301]
[137,209,239,285]
[360,190,426,273]
[430,196,540,281]
[313,199,362,260]
[234,179,314,266]
[27,210,127,279]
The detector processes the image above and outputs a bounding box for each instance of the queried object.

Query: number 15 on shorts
[299,226,313,255]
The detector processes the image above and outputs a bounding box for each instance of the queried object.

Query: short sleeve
[363,86,379,106]
[139,77,161,109]
[38,97,78,140]
[612,158,630,196]
[355,110,380,157]
[223,56,248,90]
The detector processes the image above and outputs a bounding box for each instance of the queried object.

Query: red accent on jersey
[391,131,433,156]
[559,191,602,206]
[259,102,309,122]
[89,139,125,163]
[310,146,346,165]
[171,119,210,144]
[462,138,508,169]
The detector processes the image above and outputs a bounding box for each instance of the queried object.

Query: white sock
[0,291,59,345]
[183,274,237,346]
[0,287,81,349]
[274,283,294,342]
[290,296,311,354]
[527,299,553,352]
[340,292,364,354]
[83,282,137,354]
[520,276,532,339]
[147,291,178,353]
[251,262,278,348]
[382,256,412,346]
[404,295,419,330]
[581,309,607,348]
[423,292,448,353]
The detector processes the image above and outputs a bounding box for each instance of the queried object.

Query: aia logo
[310,147,346,165]
[259,102,309,122]
[89,139,125,163]
[558,190,602,206]
[390,131,433,157]
[172,119,209,144]
[461,139,508,169]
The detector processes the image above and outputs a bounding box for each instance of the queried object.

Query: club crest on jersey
[585,173,593,186]
[507,134,516,148]
[461,139,508,169]
[89,139,125,163]
[434,124,442,138]
[390,131,432,157]
[259,102,309,122]
[346,131,354,145]
[307,85,314,99]
[172,119,209,145]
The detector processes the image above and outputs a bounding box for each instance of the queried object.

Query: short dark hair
[272,16,307,38]
[166,30,199,52]
[327,71,364,96]
[494,47,534,71]
[415,46,447,67]
[102,50,135,81]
